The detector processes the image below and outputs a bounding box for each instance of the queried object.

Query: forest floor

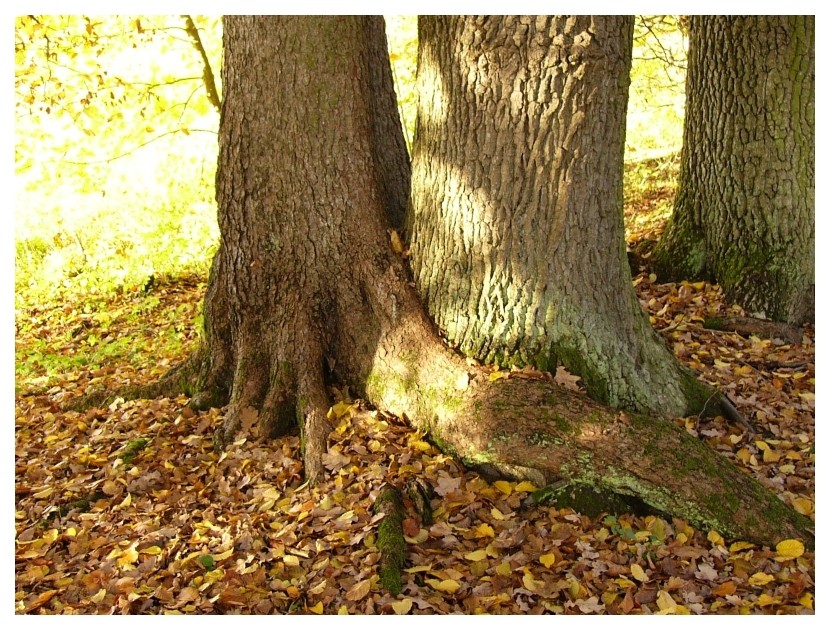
[14,159,815,615]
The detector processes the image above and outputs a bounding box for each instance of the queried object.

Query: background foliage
[15,15,687,301]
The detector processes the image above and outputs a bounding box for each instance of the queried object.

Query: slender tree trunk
[653,16,814,325]
[406,16,709,416]
[112,16,810,547]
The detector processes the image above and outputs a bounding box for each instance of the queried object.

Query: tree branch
[182,15,221,113]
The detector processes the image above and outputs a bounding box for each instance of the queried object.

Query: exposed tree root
[372,485,407,596]
[364,322,814,548]
[703,316,803,345]
[62,351,207,412]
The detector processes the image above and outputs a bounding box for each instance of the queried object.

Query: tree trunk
[406,16,708,417]
[652,16,814,326]
[158,16,809,547]
[191,16,411,481]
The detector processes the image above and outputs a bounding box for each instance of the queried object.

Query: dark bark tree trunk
[652,16,814,326]
[406,16,709,417]
[190,16,412,481]
[100,16,810,548]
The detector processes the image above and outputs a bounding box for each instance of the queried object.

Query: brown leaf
[402,517,420,537]
[345,579,372,601]
[24,589,61,613]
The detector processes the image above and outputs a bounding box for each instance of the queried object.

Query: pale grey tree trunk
[653,16,814,325]
[407,16,709,416]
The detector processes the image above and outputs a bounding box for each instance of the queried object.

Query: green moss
[528,432,563,449]
[120,437,149,465]
[373,487,407,595]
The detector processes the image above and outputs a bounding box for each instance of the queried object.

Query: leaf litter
[15,230,814,615]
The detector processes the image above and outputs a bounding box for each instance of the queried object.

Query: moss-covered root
[372,484,407,596]
[61,351,206,412]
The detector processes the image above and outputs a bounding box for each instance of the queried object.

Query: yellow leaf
[140,545,163,556]
[391,598,412,614]
[707,530,725,546]
[32,487,54,499]
[762,448,781,463]
[799,593,813,609]
[522,572,541,592]
[494,480,512,494]
[411,440,433,452]
[307,601,324,614]
[736,448,751,464]
[488,370,508,381]
[404,528,429,544]
[327,401,354,421]
[567,578,581,598]
[427,578,460,594]
[118,493,132,508]
[490,508,506,520]
[656,590,676,611]
[792,497,813,515]
[496,562,511,576]
[213,548,234,561]
[748,572,774,586]
[514,481,537,492]
[43,529,59,544]
[757,594,777,607]
[404,565,432,573]
[117,545,138,568]
[338,604,349,614]
[614,577,636,588]
[775,539,805,559]
[90,588,107,604]
[630,564,648,582]
[473,523,495,538]
[755,439,770,451]
[729,541,755,553]
[345,579,372,601]
[283,555,300,567]
[691,281,705,290]
[389,229,404,254]
[539,553,556,568]
[465,549,488,562]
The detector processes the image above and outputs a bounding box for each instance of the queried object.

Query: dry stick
[698,390,758,436]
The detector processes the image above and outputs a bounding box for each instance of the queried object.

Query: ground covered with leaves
[15,175,814,615]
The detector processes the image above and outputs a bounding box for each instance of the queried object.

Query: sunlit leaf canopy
[14,15,685,299]
[15,15,222,297]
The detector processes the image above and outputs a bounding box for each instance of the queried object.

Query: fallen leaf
[630,564,648,582]
[426,578,460,594]
[465,549,488,562]
[391,598,413,614]
[713,581,737,596]
[25,589,61,613]
[748,572,774,586]
[539,553,556,568]
[775,539,805,559]
[345,579,372,601]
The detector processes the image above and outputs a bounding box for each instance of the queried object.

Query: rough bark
[76,16,812,548]
[653,16,814,326]
[406,16,708,417]
[188,16,413,482]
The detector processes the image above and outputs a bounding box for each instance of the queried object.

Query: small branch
[59,128,217,165]
[182,15,221,113]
